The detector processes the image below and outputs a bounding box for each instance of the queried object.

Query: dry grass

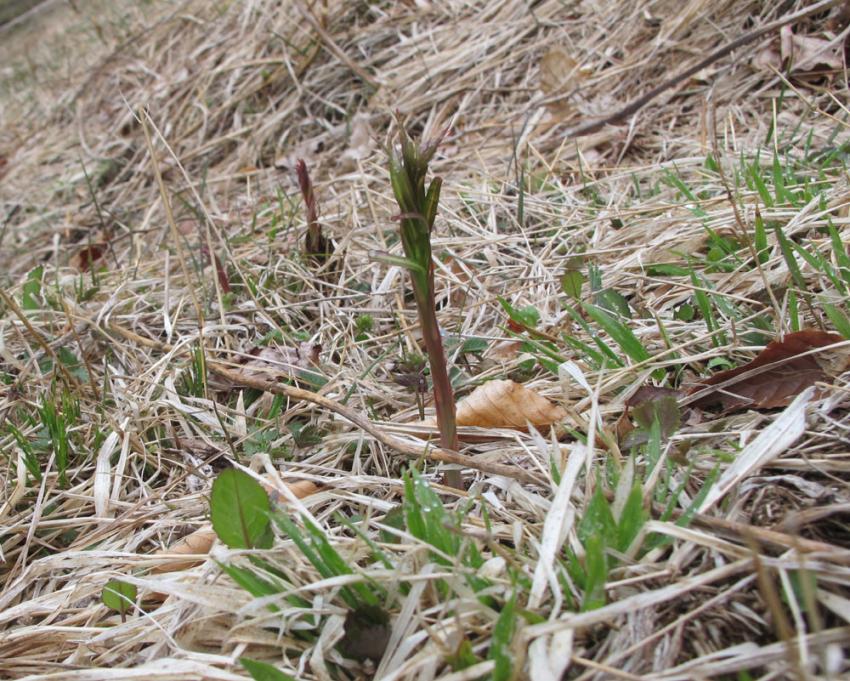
[2,0,850,679]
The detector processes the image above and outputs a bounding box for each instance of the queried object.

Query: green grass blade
[827,223,850,288]
[754,209,769,265]
[563,303,622,366]
[616,483,647,553]
[6,423,42,482]
[218,562,284,612]
[335,512,398,573]
[822,302,850,339]
[581,534,609,611]
[489,593,517,681]
[403,468,459,561]
[772,223,808,293]
[583,302,650,365]
[578,486,617,547]
[241,657,296,681]
[789,290,800,332]
[689,268,722,346]
[749,160,773,208]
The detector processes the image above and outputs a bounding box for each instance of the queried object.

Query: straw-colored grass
[2,0,850,679]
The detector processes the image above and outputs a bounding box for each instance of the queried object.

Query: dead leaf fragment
[70,243,108,272]
[752,45,782,72]
[688,330,849,412]
[441,253,474,308]
[208,343,321,390]
[539,47,579,94]
[488,339,523,360]
[456,379,567,429]
[340,112,374,168]
[150,527,217,574]
[539,46,586,118]
[780,26,843,72]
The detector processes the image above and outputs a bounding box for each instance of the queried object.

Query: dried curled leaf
[209,343,321,390]
[538,46,585,118]
[150,528,217,574]
[753,26,844,75]
[780,26,843,72]
[456,379,567,429]
[688,330,850,413]
[487,339,523,361]
[340,112,374,168]
[70,243,108,272]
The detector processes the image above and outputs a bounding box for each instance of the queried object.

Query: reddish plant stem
[414,276,462,489]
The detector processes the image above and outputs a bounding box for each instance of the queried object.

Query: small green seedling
[567,477,647,611]
[102,579,137,622]
[210,468,273,549]
[21,266,44,310]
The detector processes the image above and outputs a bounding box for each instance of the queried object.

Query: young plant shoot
[387,121,462,488]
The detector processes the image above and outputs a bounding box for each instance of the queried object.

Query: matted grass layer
[2,1,850,679]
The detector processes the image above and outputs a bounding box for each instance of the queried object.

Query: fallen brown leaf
[487,339,523,360]
[149,528,217,574]
[539,46,586,118]
[69,243,108,272]
[780,25,843,71]
[209,343,321,390]
[687,329,850,412]
[752,45,782,72]
[456,379,567,429]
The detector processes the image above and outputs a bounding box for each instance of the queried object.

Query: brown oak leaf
[687,330,849,412]
[455,379,567,429]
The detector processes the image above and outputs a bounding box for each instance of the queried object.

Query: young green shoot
[386,121,461,488]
